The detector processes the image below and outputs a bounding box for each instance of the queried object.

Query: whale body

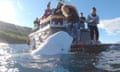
[31,31,73,55]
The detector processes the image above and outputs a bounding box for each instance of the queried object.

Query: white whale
[31,31,73,55]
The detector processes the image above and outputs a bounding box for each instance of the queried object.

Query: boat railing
[40,15,66,28]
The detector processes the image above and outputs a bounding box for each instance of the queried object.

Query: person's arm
[95,15,99,24]
[87,15,94,24]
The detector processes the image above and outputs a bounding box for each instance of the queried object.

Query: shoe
[91,40,96,45]
[96,40,101,45]
[72,38,78,44]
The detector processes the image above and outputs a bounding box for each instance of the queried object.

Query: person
[34,17,40,31]
[79,12,86,29]
[53,2,64,25]
[42,2,52,19]
[54,2,63,15]
[62,5,79,42]
[87,7,99,43]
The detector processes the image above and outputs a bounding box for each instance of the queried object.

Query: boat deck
[29,20,120,54]
[70,44,120,53]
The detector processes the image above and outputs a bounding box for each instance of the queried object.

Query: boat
[28,1,112,55]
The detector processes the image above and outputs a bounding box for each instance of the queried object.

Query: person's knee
[65,24,69,28]
[73,23,78,26]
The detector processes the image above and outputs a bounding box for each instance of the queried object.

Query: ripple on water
[1,43,120,72]
[0,43,19,72]
[95,45,120,72]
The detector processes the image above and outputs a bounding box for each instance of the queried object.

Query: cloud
[0,1,20,25]
[98,17,120,35]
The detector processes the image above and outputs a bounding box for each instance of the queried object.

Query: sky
[0,0,120,43]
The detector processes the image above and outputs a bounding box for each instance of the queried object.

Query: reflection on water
[0,43,120,72]
[0,43,18,72]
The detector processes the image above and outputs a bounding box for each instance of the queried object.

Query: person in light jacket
[87,7,99,43]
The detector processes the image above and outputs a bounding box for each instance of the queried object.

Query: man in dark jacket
[79,12,86,29]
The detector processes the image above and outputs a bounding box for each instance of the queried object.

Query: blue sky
[0,0,120,43]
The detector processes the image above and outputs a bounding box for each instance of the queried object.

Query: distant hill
[0,21,32,44]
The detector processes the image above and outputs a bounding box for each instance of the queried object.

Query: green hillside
[0,21,32,44]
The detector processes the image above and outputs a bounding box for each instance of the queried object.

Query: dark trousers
[88,26,99,41]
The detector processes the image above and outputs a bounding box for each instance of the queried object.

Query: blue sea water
[0,43,120,72]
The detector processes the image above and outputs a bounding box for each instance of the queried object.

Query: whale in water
[31,31,73,55]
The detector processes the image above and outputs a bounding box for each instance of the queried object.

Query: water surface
[0,43,120,72]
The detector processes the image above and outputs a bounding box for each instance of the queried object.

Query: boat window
[40,22,50,29]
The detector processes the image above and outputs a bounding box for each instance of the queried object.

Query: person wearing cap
[87,7,99,43]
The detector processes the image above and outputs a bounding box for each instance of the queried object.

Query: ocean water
[0,43,120,72]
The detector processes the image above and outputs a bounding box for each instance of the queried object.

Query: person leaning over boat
[62,5,79,42]
[79,12,86,29]
[33,17,40,31]
[87,7,99,43]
